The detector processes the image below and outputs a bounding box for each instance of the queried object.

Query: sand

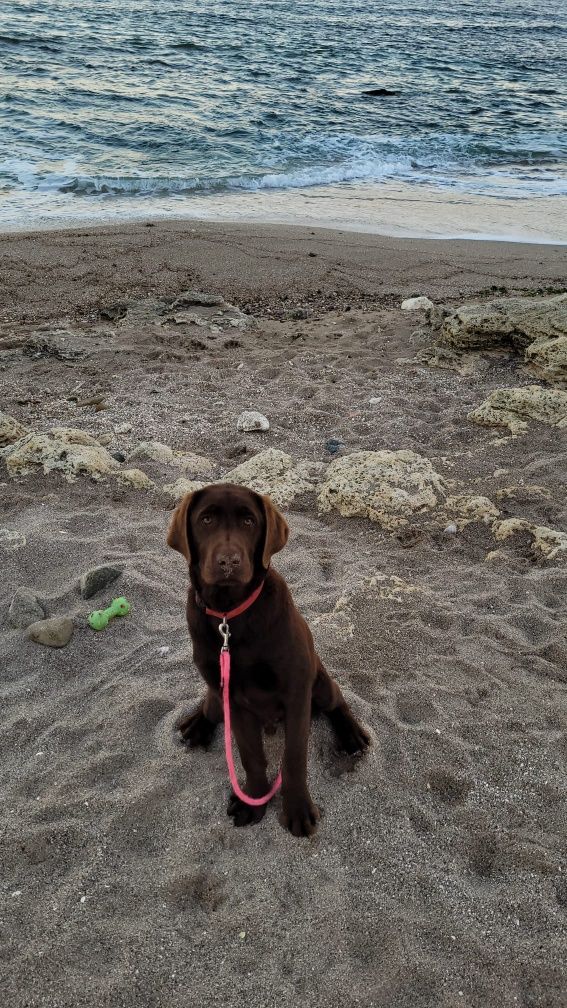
[1,222,566,1008]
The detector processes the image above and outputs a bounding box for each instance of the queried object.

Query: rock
[236,411,270,433]
[363,87,399,96]
[177,452,215,478]
[127,442,213,477]
[27,616,74,648]
[8,588,45,628]
[162,477,204,501]
[226,449,314,507]
[116,468,155,489]
[325,439,343,455]
[493,518,567,562]
[79,565,122,600]
[111,451,126,463]
[439,293,567,353]
[113,423,133,435]
[0,412,29,446]
[443,495,500,528]
[317,450,445,530]
[1,431,118,482]
[172,290,227,309]
[401,297,434,312]
[49,428,102,446]
[524,334,567,385]
[130,441,175,464]
[0,528,27,551]
[468,386,567,433]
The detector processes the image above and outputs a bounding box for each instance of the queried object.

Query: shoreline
[2,180,566,245]
[0,219,565,327]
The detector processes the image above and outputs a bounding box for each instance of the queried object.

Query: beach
[1,220,566,1008]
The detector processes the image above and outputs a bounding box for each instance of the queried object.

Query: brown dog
[168,482,370,837]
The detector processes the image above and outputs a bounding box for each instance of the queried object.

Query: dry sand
[1,222,566,1008]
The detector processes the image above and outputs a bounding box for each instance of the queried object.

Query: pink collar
[203,578,265,620]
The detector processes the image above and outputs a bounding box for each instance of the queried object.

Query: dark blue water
[0,0,566,214]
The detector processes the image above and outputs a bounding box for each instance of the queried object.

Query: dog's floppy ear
[260,494,289,569]
[167,490,199,564]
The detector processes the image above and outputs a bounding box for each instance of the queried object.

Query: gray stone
[401,296,434,311]
[236,410,270,432]
[8,588,45,629]
[27,616,74,648]
[79,565,122,599]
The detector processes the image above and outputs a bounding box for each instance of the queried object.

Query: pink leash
[205,582,282,807]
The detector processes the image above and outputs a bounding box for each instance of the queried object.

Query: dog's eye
[201,515,213,525]
[243,516,255,526]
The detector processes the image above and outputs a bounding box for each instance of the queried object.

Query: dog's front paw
[176,704,217,749]
[279,794,320,838]
[227,792,267,827]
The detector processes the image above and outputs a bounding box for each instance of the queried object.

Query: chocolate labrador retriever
[168,483,370,836]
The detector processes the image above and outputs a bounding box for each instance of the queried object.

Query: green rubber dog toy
[88,596,131,631]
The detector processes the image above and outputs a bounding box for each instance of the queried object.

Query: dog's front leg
[227,705,270,827]
[280,689,320,837]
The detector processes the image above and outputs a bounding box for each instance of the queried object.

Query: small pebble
[444,523,458,534]
[158,646,170,657]
[325,438,343,455]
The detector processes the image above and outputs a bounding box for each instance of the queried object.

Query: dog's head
[167,483,288,590]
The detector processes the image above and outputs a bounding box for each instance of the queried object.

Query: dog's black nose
[217,552,241,571]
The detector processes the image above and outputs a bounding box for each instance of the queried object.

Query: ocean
[1,0,566,231]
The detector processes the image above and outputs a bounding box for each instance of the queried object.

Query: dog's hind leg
[312,660,370,755]
[176,688,222,749]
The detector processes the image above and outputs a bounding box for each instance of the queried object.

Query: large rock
[226,449,314,507]
[317,450,445,530]
[9,588,45,628]
[439,293,567,352]
[79,565,122,600]
[27,616,74,648]
[129,441,175,464]
[469,386,567,433]
[1,430,118,481]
